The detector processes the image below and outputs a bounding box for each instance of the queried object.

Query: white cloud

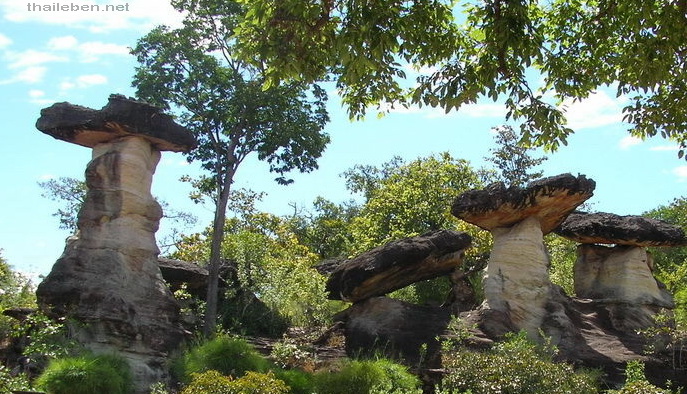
[78,41,129,62]
[76,74,108,87]
[2,0,185,33]
[5,49,68,68]
[462,103,508,119]
[650,145,680,152]
[673,166,687,182]
[619,136,643,150]
[59,80,76,91]
[28,89,45,98]
[47,35,79,50]
[0,33,11,49]
[562,91,624,130]
[0,66,48,84]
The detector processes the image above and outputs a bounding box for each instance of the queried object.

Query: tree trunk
[203,167,236,337]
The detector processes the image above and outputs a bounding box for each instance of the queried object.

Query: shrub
[35,353,131,394]
[180,370,288,394]
[274,368,315,394]
[175,335,273,383]
[314,358,421,394]
[439,331,600,394]
[606,360,675,394]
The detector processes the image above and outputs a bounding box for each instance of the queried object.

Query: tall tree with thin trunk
[131,0,330,336]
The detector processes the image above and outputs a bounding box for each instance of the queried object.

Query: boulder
[325,230,472,302]
[555,211,687,247]
[158,258,208,298]
[452,173,596,234]
[35,95,195,393]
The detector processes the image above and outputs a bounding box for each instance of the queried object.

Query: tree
[485,125,547,187]
[0,251,35,339]
[132,0,330,336]
[343,153,491,304]
[38,177,86,232]
[233,0,687,157]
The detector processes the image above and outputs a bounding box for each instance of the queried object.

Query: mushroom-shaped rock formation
[158,258,209,298]
[326,230,472,303]
[452,174,596,334]
[35,95,196,393]
[555,211,684,331]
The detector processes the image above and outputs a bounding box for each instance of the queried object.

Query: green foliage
[485,125,547,187]
[15,312,79,362]
[606,360,675,394]
[273,369,314,394]
[545,234,578,296]
[313,358,422,394]
[0,364,31,393]
[235,0,687,157]
[175,335,273,384]
[440,331,600,394]
[35,354,132,394]
[644,197,687,327]
[0,251,35,339]
[37,177,87,232]
[343,153,491,305]
[181,370,289,394]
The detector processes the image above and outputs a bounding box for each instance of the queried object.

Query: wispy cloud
[0,66,47,84]
[0,33,11,49]
[47,35,79,50]
[673,166,687,182]
[650,145,679,152]
[58,74,108,92]
[619,136,643,150]
[562,91,624,130]
[5,49,68,68]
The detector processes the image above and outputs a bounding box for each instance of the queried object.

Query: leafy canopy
[233,0,687,156]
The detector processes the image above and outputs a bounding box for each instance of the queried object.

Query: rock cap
[554,211,687,247]
[36,94,197,152]
[451,173,595,234]
[326,230,472,302]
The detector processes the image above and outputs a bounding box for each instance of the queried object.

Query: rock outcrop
[452,174,595,333]
[555,211,684,332]
[35,95,196,393]
[158,257,209,298]
[325,230,472,302]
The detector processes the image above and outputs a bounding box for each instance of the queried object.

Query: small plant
[313,358,422,394]
[606,360,675,394]
[270,339,316,370]
[180,370,289,394]
[35,353,132,394]
[273,368,315,394]
[0,364,32,393]
[175,335,273,383]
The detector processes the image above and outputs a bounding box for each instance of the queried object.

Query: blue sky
[1,0,686,281]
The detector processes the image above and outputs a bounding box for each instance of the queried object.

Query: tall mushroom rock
[35,94,197,393]
[554,211,686,331]
[451,174,596,334]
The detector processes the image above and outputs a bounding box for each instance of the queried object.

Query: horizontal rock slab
[555,211,687,247]
[158,258,208,297]
[36,94,197,152]
[326,230,472,302]
[451,174,595,234]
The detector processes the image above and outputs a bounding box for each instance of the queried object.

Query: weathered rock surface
[483,216,553,333]
[35,96,194,393]
[336,297,451,366]
[452,174,596,234]
[555,211,687,247]
[326,230,472,302]
[36,94,197,152]
[158,258,208,298]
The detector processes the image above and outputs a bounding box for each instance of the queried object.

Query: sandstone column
[451,174,596,334]
[35,94,197,393]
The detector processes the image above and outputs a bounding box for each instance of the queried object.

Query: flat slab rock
[554,211,687,247]
[326,230,471,302]
[451,174,595,234]
[36,94,197,152]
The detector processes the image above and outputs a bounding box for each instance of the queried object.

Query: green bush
[314,358,421,394]
[175,335,273,383]
[180,370,289,394]
[274,368,315,394]
[606,360,675,394]
[439,331,600,394]
[35,353,131,394]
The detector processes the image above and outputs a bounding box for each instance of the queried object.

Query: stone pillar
[35,95,197,393]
